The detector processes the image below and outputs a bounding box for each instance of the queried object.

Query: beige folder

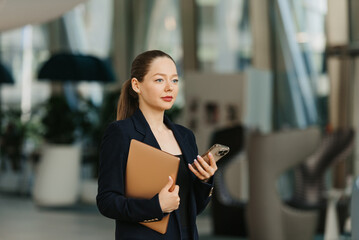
[125,139,180,234]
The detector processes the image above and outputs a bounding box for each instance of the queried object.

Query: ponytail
[116,79,138,120]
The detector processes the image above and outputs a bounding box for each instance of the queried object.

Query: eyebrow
[151,73,178,78]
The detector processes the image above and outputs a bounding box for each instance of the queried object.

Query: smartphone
[191,144,230,169]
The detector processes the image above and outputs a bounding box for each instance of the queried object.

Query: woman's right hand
[158,176,180,213]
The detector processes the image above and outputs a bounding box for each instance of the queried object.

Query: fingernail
[197,155,200,159]
[208,152,212,156]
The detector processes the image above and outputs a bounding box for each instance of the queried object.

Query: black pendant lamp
[38,52,115,83]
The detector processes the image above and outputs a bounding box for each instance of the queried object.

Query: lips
[161,96,173,102]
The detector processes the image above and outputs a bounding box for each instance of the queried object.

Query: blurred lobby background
[0,0,358,239]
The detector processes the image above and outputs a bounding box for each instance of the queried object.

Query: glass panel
[196,0,251,73]
[63,0,114,58]
[273,0,327,129]
[0,26,49,85]
[145,0,182,65]
[0,25,50,115]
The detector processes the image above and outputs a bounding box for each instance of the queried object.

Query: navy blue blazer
[97,109,214,240]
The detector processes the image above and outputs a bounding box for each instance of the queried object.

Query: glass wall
[271,0,328,201]
[1,26,49,83]
[272,0,327,129]
[145,0,182,65]
[196,0,251,72]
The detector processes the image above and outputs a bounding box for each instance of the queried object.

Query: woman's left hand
[188,152,218,182]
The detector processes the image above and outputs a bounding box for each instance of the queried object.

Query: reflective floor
[0,193,241,240]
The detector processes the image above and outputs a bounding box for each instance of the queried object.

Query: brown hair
[116,50,175,120]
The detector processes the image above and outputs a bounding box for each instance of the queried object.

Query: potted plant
[34,52,116,206]
[33,91,91,207]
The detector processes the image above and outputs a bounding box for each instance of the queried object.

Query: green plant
[40,95,91,144]
[0,109,43,172]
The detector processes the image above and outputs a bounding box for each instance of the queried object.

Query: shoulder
[103,118,134,138]
[100,118,135,154]
[108,118,133,130]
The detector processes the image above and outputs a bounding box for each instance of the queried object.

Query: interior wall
[326,0,349,47]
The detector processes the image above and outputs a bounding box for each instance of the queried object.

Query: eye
[155,79,164,83]
[172,79,179,83]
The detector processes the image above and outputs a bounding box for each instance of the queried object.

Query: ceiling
[0,0,88,31]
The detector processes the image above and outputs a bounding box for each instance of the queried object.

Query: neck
[139,106,167,132]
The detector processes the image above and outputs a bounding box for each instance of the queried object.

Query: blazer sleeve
[96,122,164,222]
[189,130,215,215]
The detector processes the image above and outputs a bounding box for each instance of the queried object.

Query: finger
[173,185,180,194]
[166,176,174,190]
[188,162,198,173]
[207,152,217,169]
[206,154,217,174]
[188,163,200,176]
[193,160,210,179]
[198,154,217,176]
[188,163,206,180]
[197,155,209,170]
[194,159,210,177]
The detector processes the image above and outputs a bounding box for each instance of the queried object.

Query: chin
[161,104,174,111]
[163,106,173,111]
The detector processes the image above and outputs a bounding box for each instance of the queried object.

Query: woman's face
[132,57,179,113]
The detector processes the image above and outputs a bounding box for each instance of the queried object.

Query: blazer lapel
[131,109,161,149]
[164,115,193,165]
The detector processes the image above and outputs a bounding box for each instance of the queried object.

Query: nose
[165,80,173,91]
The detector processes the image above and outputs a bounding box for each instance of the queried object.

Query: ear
[131,78,141,94]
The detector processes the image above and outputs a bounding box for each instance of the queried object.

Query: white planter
[33,144,81,206]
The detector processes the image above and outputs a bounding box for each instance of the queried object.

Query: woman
[97,50,217,240]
